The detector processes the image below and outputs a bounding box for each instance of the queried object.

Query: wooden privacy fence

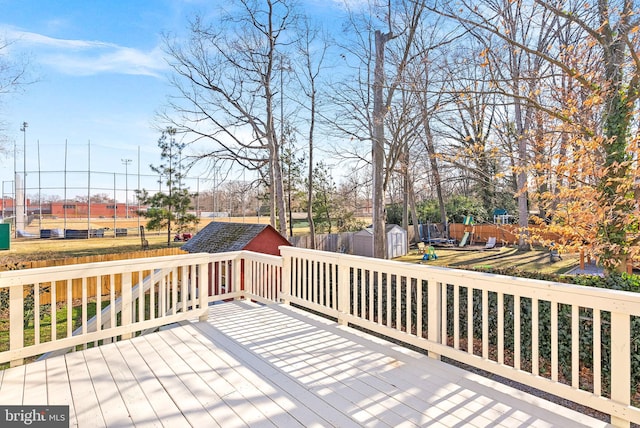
[438,223,563,245]
[6,248,186,305]
[290,232,356,252]
[14,248,186,270]
[449,223,518,244]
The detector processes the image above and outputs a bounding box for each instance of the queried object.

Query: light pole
[12,138,16,238]
[20,121,27,179]
[121,158,132,218]
[19,122,28,232]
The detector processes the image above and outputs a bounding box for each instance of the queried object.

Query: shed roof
[182,222,272,253]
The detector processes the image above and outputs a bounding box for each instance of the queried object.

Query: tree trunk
[402,173,409,231]
[269,177,276,229]
[307,149,316,249]
[307,66,317,249]
[372,30,391,259]
[514,98,529,249]
[408,176,420,244]
[272,146,288,237]
[423,119,447,234]
[509,24,529,249]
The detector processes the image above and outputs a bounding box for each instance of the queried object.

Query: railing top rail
[240,250,283,265]
[0,250,281,288]
[0,252,216,286]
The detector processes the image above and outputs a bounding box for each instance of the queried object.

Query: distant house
[353,224,407,259]
[182,222,290,256]
[182,222,291,297]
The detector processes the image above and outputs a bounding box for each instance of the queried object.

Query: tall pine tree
[136,128,198,247]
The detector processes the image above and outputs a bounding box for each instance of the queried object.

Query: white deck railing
[0,253,211,367]
[0,251,282,369]
[1,247,638,426]
[279,247,640,428]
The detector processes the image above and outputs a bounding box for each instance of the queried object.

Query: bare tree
[331,0,426,258]
[430,0,560,246]
[434,47,502,220]
[0,36,30,155]
[293,18,329,249]
[430,0,640,267]
[406,28,456,236]
[161,0,298,237]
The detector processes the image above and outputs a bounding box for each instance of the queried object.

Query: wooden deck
[0,301,610,427]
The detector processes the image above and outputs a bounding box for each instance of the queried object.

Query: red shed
[181,222,290,256]
[181,222,291,297]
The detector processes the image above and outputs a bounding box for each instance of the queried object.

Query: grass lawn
[0,234,186,266]
[395,245,580,275]
[3,233,582,276]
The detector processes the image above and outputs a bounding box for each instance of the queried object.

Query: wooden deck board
[209,303,436,427]
[65,350,106,428]
[209,303,461,425]
[45,355,78,426]
[115,340,190,428]
[223,307,428,425]
[145,328,255,428]
[164,326,304,428]
[131,334,220,427]
[22,360,47,405]
[94,343,160,427]
[188,321,361,428]
[217,322,414,426]
[1,301,611,428]
[83,346,134,427]
[1,363,24,404]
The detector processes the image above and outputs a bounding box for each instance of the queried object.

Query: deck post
[9,284,24,367]
[610,311,631,427]
[241,257,250,299]
[199,262,209,322]
[235,256,243,300]
[280,249,291,304]
[427,279,442,360]
[337,256,350,325]
[120,273,132,340]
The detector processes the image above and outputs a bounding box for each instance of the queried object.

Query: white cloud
[3,27,168,78]
[328,0,369,10]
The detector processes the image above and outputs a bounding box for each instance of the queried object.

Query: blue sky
[0,0,349,199]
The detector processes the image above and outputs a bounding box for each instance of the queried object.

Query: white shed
[352,224,407,258]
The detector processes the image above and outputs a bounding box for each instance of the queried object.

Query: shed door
[391,231,406,258]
